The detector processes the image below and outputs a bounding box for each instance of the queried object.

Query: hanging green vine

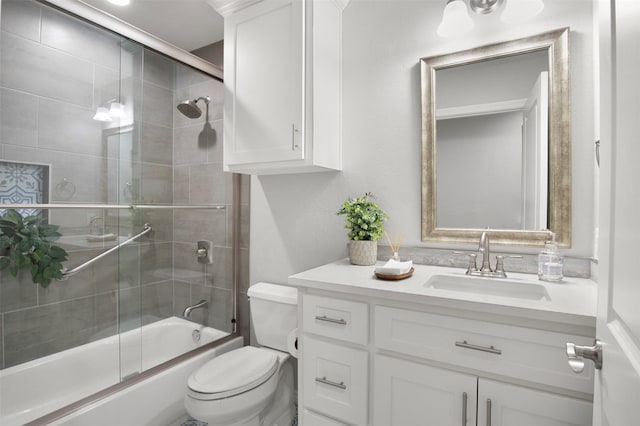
[0,209,69,288]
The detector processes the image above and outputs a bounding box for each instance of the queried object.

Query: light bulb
[109,102,125,118]
[437,0,474,38]
[93,107,112,122]
[501,0,544,23]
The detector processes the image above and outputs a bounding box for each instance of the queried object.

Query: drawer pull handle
[455,340,502,355]
[315,376,347,390]
[462,392,467,426]
[315,315,347,325]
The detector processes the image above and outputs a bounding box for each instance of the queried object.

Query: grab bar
[61,224,153,278]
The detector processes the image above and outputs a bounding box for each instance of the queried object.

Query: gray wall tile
[189,163,227,205]
[0,270,38,313]
[1,32,93,107]
[173,241,206,286]
[41,6,121,70]
[141,82,173,126]
[173,166,190,204]
[140,162,173,204]
[0,88,38,147]
[143,50,175,90]
[174,209,228,246]
[1,0,41,42]
[38,98,103,156]
[140,122,173,165]
[173,123,216,166]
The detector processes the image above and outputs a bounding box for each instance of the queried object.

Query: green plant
[0,209,69,288]
[337,193,389,241]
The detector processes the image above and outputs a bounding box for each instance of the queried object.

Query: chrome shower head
[176,96,210,119]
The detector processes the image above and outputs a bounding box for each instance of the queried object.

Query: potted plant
[0,209,69,288]
[337,193,388,265]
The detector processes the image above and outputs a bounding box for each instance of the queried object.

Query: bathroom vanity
[288,260,597,426]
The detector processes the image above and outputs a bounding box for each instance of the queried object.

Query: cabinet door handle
[486,398,492,426]
[291,124,299,150]
[455,340,502,355]
[315,376,347,390]
[315,315,347,325]
[462,392,468,426]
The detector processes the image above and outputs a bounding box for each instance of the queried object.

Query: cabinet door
[373,354,477,426]
[224,0,304,165]
[477,378,592,426]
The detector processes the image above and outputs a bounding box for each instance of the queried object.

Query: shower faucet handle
[196,240,213,264]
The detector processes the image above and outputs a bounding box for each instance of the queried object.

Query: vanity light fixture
[437,0,544,37]
[92,106,112,122]
[437,0,474,38]
[501,0,544,23]
[108,101,125,118]
[93,99,125,122]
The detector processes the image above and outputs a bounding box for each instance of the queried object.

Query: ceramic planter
[348,240,377,266]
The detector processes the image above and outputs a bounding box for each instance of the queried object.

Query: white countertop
[288,259,597,329]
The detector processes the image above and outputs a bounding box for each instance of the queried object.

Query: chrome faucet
[454,232,522,278]
[183,299,208,317]
[478,231,492,272]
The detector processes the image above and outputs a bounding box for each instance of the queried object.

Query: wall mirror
[420,28,571,247]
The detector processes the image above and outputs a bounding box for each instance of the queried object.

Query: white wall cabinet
[223,0,344,175]
[298,290,594,426]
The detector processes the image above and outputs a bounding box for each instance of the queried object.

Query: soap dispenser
[538,232,564,282]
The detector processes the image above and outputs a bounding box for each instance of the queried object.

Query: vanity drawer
[374,305,595,394]
[302,294,368,345]
[302,336,368,425]
[302,409,350,426]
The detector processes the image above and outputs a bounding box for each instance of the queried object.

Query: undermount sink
[426,274,550,301]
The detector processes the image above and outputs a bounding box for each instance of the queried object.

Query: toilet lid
[187,346,278,399]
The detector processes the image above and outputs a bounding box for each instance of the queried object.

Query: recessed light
[107,0,130,6]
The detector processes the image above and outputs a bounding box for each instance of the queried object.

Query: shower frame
[4,0,242,423]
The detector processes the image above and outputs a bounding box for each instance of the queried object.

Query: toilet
[184,282,298,426]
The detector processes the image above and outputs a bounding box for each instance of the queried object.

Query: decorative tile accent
[0,160,49,219]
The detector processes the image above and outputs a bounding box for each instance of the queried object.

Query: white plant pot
[348,240,378,266]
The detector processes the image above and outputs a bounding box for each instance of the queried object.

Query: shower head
[177,96,211,119]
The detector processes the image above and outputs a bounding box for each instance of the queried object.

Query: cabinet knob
[566,339,603,373]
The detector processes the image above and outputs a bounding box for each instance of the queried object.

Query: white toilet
[184,282,298,426]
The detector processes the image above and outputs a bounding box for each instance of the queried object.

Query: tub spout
[183,299,208,318]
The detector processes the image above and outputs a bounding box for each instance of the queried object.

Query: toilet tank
[248,282,298,352]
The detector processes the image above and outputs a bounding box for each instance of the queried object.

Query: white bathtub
[0,316,241,426]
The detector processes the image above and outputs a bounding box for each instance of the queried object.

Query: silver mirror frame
[420,28,571,247]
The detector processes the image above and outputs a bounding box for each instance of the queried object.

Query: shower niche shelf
[222,0,345,175]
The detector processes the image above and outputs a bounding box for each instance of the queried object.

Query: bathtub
[0,316,242,426]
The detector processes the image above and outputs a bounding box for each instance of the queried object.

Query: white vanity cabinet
[297,290,595,426]
[300,293,369,426]
[223,0,344,175]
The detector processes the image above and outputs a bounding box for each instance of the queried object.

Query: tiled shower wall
[0,0,247,369]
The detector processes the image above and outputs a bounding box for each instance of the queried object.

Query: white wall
[250,0,596,285]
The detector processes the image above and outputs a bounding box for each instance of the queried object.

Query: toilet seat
[187,346,279,401]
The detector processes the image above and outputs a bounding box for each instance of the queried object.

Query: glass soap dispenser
[538,232,564,282]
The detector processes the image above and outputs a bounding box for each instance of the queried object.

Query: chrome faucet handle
[452,251,478,274]
[494,255,523,278]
